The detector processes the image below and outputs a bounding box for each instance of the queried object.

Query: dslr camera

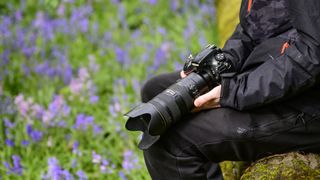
[125,44,234,149]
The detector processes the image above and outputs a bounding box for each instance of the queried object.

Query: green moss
[240,152,320,180]
[220,161,249,180]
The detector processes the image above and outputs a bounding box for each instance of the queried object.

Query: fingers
[194,86,221,107]
[191,101,221,113]
[180,71,187,78]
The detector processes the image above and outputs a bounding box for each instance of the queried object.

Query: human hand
[180,70,221,111]
[180,71,187,78]
[192,85,221,112]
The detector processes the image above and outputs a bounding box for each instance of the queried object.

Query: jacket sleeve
[220,0,320,110]
[222,24,254,72]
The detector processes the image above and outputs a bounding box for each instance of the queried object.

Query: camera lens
[125,72,210,137]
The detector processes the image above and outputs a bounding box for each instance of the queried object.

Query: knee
[140,76,162,102]
[140,71,180,102]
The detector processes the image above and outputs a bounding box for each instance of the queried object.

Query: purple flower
[72,141,81,155]
[14,94,30,118]
[57,120,67,127]
[111,0,120,4]
[170,1,180,11]
[90,95,99,104]
[48,95,64,116]
[26,124,43,142]
[63,65,73,84]
[147,0,157,5]
[93,125,102,135]
[30,130,43,142]
[31,104,45,119]
[69,78,83,95]
[109,97,121,117]
[76,170,88,180]
[62,170,74,180]
[12,155,23,175]
[131,79,141,95]
[79,18,89,33]
[122,150,140,173]
[46,157,62,180]
[92,151,102,164]
[0,50,10,68]
[21,140,29,147]
[74,114,94,131]
[43,157,75,179]
[43,157,74,180]
[71,158,77,169]
[4,118,16,128]
[57,4,65,16]
[3,155,23,175]
[119,171,127,180]
[114,46,130,66]
[88,55,100,72]
[100,159,110,173]
[118,4,127,29]
[6,139,15,147]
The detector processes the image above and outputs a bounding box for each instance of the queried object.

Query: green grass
[0,0,217,179]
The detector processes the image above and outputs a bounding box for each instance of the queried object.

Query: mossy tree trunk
[240,152,320,180]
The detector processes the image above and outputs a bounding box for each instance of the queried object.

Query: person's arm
[222,24,254,72]
[220,0,320,110]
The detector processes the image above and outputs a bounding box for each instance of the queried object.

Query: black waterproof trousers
[141,71,320,180]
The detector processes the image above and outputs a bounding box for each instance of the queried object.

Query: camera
[125,44,234,149]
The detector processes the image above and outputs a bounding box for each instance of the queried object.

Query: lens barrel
[125,72,210,149]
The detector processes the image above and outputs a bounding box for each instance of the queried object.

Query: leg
[140,71,223,179]
[143,104,320,179]
[141,71,181,103]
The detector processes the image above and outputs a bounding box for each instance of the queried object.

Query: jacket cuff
[220,73,236,108]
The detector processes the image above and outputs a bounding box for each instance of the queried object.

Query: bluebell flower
[6,139,15,147]
[44,157,62,180]
[115,46,130,66]
[26,124,43,142]
[170,1,180,11]
[111,0,120,4]
[74,114,94,131]
[57,120,67,127]
[122,150,141,173]
[43,157,75,179]
[76,170,88,180]
[79,18,89,33]
[93,125,102,135]
[118,4,127,29]
[4,118,16,128]
[118,171,127,180]
[72,141,81,155]
[92,151,102,164]
[21,140,29,147]
[62,170,74,180]
[100,159,110,173]
[57,4,65,16]
[147,0,157,5]
[12,155,23,175]
[3,155,23,175]
[71,158,77,169]
[63,65,73,84]
[90,95,99,104]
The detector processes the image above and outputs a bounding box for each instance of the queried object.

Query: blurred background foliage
[0,0,218,179]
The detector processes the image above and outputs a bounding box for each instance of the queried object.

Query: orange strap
[281,42,290,54]
[247,0,253,12]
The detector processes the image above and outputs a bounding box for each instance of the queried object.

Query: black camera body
[125,44,233,149]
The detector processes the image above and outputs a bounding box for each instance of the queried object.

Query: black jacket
[220,0,320,116]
